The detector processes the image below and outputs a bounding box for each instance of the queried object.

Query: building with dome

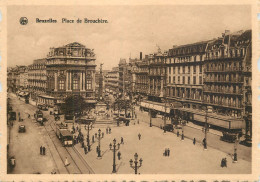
[37,42,97,106]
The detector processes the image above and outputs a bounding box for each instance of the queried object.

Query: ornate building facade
[28,59,47,100]
[45,42,96,104]
[166,41,208,109]
[105,67,119,95]
[203,30,252,135]
[147,48,168,102]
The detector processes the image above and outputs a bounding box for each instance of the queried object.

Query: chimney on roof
[140,52,142,60]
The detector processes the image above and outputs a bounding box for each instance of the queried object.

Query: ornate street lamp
[129,153,143,174]
[95,129,103,158]
[234,134,239,162]
[109,138,120,173]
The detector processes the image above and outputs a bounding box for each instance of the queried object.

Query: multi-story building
[45,42,96,105]
[105,67,119,95]
[129,53,149,97]
[203,30,252,135]
[118,59,132,96]
[7,67,19,93]
[18,66,29,89]
[166,41,208,110]
[28,59,47,101]
[147,48,168,102]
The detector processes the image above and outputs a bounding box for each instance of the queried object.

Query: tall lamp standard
[95,129,103,158]
[234,134,239,162]
[179,118,186,141]
[129,153,143,174]
[109,138,120,173]
[202,105,211,150]
[149,109,152,127]
[86,122,91,151]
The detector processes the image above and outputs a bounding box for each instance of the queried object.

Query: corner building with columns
[45,42,96,105]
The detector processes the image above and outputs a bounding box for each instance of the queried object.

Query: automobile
[38,104,48,111]
[220,132,238,143]
[9,112,16,121]
[163,124,174,132]
[18,125,26,133]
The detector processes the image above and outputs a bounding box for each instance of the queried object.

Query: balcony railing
[205,54,244,61]
[204,78,243,83]
[203,88,243,95]
[205,67,242,72]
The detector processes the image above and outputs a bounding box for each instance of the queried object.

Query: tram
[35,110,44,125]
[56,123,73,147]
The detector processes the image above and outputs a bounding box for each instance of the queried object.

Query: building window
[173,67,175,74]
[194,56,196,62]
[183,76,185,84]
[173,76,175,83]
[193,76,196,84]
[188,66,190,73]
[200,55,203,61]
[178,76,180,84]
[183,66,185,73]
[73,78,79,90]
[188,76,190,84]
[59,80,65,90]
[169,67,171,74]
[199,76,202,84]
[193,66,196,73]
[199,65,202,73]
[86,80,92,90]
[169,76,171,83]
[178,67,180,74]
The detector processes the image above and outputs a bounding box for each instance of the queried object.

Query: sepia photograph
[5,4,253,175]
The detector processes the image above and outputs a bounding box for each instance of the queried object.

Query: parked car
[18,125,26,133]
[220,132,238,143]
[163,124,174,132]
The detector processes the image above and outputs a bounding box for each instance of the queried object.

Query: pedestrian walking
[40,146,43,155]
[106,128,108,134]
[177,131,179,137]
[109,128,111,134]
[224,158,227,167]
[92,135,95,143]
[28,114,30,118]
[82,141,85,148]
[102,132,104,138]
[138,133,141,140]
[65,157,70,166]
[193,138,196,145]
[164,148,167,156]
[121,137,124,144]
[168,148,170,156]
[43,146,46,155]
[117,151,121,160]
[137,119,139,124]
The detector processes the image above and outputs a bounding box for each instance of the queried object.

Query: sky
[7,5,251,70]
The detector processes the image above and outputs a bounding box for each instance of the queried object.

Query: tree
[61,95,87,115]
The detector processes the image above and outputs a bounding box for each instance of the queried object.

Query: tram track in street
[48,118,95,174]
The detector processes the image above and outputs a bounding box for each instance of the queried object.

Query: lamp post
[95,129,103,158]
[149,109,152,127]
[202,105,210,150]
[164,98,167,133]
[234,134,239,162]
[87,123,91,151]
[180,118,185,140]
[109,138,120,173]
[129,153,143,174]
